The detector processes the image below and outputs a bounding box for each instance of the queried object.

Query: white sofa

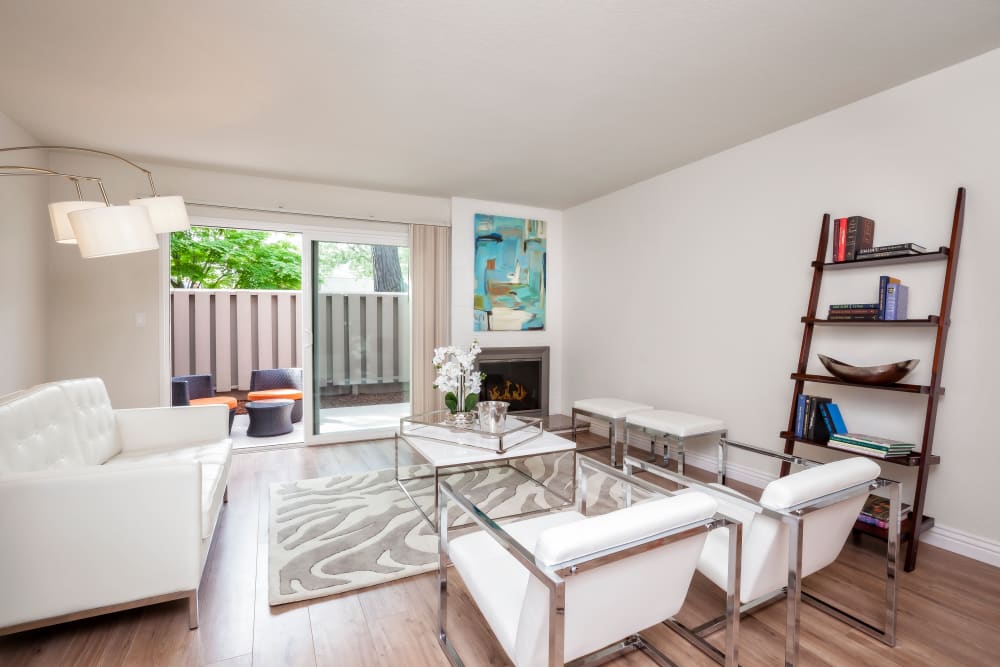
[0,377,232,635]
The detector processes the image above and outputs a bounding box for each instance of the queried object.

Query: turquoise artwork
[473,214,546,331]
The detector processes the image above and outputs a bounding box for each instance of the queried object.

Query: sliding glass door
[303,232,411,443]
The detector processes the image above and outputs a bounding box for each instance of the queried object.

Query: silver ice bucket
[477,401,509,434]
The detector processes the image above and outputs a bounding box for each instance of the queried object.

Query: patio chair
[248,368,303,423]
[438,456,742,667]
[626,440,899,667]
[171,373,236,433]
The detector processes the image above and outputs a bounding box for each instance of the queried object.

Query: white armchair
[627,439,900,666]
[438,456,742,667]
[0,378,232,635]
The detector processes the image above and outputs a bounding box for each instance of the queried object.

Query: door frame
[159,214,411,446]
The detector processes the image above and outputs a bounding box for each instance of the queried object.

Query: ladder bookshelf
[780,187,965,572]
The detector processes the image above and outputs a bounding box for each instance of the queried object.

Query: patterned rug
[269,453,589,606]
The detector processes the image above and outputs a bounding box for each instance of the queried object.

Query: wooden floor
[2,434,999,666]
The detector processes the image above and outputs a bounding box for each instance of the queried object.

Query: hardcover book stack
[857,242,927,260]
[832,216,875,262]
[827,433,914,459]
[794,395,847,443]
[858,494,912,529]
[826,274,909,321]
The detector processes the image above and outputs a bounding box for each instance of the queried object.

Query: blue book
[885,283,900,320]
[825,403,848,434]
[896,285,909,320]
[877,275,901,319]
[795,394,807,437]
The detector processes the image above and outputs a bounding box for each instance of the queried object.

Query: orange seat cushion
[191,396,238,410]
[248,389,303,401]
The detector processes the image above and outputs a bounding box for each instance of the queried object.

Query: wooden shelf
[779,432,940,466]
[790,372,942,395]
[853,514,935,541]
[815,247,949,270]
[802,316,940,327]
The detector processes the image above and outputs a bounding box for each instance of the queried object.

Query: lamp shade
[130,195,190,233]
[47,200,107,243]
[68,205,159,258]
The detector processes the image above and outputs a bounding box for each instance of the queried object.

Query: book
[853,216,876,259]
[795,394,807,438]
[817,402,836,437]
[877,275,901,319]
[844,218,859,262]
[896,284,909,320]
[825,403,848,433]
[855,249,924,260]
[827,440,907,458]
[832,433,915,448]
[857,243,927,255]
[806,396,832,441]
[829,303,880,310]
[827,313,881,321]
[833,218,848,262]
[884,283,900,320]
[859,494,912,529]
[828,308,879,315]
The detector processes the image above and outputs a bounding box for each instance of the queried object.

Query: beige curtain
[410,224,451,414]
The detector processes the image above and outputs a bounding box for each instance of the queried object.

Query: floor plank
[1,433,998,666]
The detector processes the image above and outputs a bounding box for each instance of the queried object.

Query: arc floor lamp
[0,145,190,258]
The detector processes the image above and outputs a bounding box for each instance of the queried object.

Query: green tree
[170,227,302,289]
[317,243,409,292]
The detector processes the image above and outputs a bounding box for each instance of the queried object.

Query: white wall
[0,112,48,394]
[563,48,1000,552]
[44,154,450,407]
[451,198,564,414]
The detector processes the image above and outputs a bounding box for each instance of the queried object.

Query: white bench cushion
[626,409,725,437]
[573,398,653,419]
[107,440,232,539]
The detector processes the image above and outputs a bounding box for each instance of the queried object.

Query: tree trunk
[372,245,403,292]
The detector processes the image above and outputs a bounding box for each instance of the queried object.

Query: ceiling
[2,1,1000,209]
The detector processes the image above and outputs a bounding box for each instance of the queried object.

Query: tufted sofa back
[0,378,121,475]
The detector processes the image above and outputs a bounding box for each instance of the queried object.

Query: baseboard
[922,524,1000,568]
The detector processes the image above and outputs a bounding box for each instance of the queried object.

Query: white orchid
[432,340,486,413]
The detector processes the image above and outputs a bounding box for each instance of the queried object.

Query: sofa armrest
[116,405,229,453]
[0,462,202,628]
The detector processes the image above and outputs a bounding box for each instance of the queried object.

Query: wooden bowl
[817,354,919,385]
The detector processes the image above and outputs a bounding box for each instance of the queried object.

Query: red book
[835,218,848,262]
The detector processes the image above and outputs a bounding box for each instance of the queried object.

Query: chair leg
[187,590,199,630]
[609,419,618,468]
[785,519,804,666]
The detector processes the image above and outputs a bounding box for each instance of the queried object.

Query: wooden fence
[171,290,409,391]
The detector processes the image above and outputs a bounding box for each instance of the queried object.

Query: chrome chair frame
[439,455,742,667]
[625,441,900,667]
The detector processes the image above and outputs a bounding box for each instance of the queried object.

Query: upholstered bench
[571,398,653,466]
[246,399,294,437]
[624,410,727,476]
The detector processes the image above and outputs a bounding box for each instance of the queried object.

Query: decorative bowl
[817,354,919,385]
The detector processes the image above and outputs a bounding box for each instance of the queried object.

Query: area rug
[271,453,583,605]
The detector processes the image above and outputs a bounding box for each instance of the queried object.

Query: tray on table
[399,409,543,453]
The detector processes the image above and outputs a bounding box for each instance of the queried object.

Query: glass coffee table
[395,411,576,531]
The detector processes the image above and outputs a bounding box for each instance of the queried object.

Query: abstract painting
[474,213,546,331]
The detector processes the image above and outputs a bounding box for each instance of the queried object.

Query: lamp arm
[0,166,111,205]
[0,145,158,196]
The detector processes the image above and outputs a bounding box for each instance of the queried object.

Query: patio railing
[171,289,409,391]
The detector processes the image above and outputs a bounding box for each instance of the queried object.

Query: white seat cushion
[107,440,231,539]
[573,398,653,419]
[625,409,725,437]
[449,511,586,660]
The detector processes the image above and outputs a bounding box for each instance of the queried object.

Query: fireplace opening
[476,347,549,417]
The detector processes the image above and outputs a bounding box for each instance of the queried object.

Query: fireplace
[476,347,549,417]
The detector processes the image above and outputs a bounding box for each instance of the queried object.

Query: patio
[229,401,410,449]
